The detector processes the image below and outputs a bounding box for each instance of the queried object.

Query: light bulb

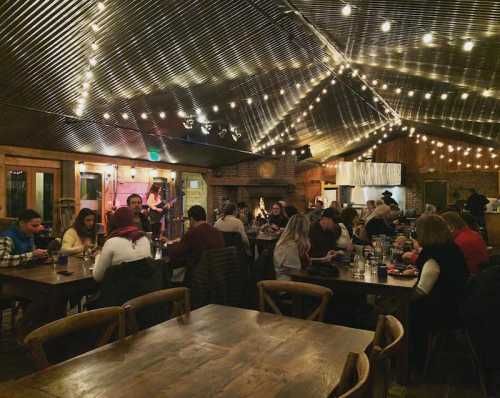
[159,111,166,119]
[395,88,402,94]
[295,83,301,88]
[177,110,186,118]
[381,21,391,32]
[482,89,492,97]
[89,57,97,66]
[331,79,336,85]
[341,4,352,17]
[322,88,327,94]
[140,112,148,120]
[361,85,367,91]
[463,40,474,52]
[408,90,414,97]
[461,93,469,100]
[229,101,236,109]
[91,42,99,51]
[382,84,388,90]
[279,89,285,95]
[121,113,129,120]
[440,93,448,100]
[372,80,378,85]
[422,33,433,45]
[97,2,106,11]
[425,92,432,100]
[246,98,252,105]
[90,23,100,32]
[263,94,269,101]
[103,112,110,119]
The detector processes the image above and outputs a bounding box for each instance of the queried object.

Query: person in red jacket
[441,211,489,274]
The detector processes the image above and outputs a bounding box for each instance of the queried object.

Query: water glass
[352,255,365,279]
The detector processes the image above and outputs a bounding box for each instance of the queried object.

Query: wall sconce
[105,164,115,177]
[78,161,86,173]
[130,166,137,179]
[149,168,158,178]
[171,171,176,182]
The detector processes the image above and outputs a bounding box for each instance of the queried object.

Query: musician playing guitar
[147,183,176,237]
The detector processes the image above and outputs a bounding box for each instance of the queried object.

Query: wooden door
[5,165,60,225]
[424,181,447,212]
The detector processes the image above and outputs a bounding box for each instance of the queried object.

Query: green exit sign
[148,150,160,161]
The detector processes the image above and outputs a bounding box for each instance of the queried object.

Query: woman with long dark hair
[147,183,164,237]
[61,208,97,256]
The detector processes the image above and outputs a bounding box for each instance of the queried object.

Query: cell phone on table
[57,270,73,276]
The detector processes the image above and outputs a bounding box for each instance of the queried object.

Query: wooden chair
[24,307,125,370]
[123,287,190,334]
[257,280,333,321]
[333,352,370,398]
[369,315,404,398]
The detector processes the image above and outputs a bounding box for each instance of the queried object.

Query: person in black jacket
[410,214,469,371]
[309,208,342,258]
[466,188,489,228]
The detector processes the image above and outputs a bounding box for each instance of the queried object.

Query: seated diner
[0,2,498,396]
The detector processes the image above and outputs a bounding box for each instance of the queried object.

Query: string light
[103,112,110,119]
[177,110,186,118]
[440,93,448,100]
[159,111,166,119]
[341,4,352,16]
[461,93,469,100]
[381,21,391,32]
[121,113,129,120]
[408,90,415,97]
[230,101,236,109]
[482,89,493,97]
[425,93,432,100]
[140,112,148,120]
[463,40,474,52]
[422,33,433,45]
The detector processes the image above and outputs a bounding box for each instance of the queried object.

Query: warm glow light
[395,88,402,94]
[230,101,236,109]
[342,4,352,16]
[130,167,137,179]
[263,94,269,101]
[422,33,433,45]
[121,113,129,120]
[408,90,415,97]
[90,23,100,32]
[424,93,432,100]
[279,89,285,95]
[246,98,253,105]
[78,162,86,173]
[159,111,166,119]
[140,112,148,120]
[97,2,106,11]
[177,110,186,118]
[482,89,493,97]
[381,21,391,32]
[440,93,448,100]
[463,40,474,52]
[461,93,469,100]
[361,85,367,91]
[103,113,110,119]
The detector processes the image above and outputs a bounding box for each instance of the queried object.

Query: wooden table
[0,257,96,321]
[290,266,416,385]
[0,304,374,398]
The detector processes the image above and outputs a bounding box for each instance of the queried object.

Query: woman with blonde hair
[273,214,311,280]
[364,204,395,241]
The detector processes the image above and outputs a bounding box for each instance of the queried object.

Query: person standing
[381,191,398,207]
[214,203,251,255]
[127,193,151,233]
[147,183,166,237]
[466,188,489,228]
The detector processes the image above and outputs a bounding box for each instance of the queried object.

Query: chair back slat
[257,280,332,322]
[123,287,190,334]
[335,352,370,398]
[24,307,125,370]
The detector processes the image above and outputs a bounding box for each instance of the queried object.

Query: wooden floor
[0,308,485,397]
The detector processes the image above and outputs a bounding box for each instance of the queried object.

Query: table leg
[397,295,410,385]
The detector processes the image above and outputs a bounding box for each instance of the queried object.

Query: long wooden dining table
[289,266,416,385]
[0,304,374,398]
[0,257,96,321]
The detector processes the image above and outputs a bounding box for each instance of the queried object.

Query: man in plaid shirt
[0,209,47,267]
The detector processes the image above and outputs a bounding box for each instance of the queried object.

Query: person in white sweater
[93,207,151,282]
[214,203,250,255]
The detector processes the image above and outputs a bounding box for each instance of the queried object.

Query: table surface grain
[0,304,374,398]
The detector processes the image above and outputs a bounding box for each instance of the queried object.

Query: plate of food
[387,266,418,278]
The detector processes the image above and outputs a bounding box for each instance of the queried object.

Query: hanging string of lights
[74,1,107,117]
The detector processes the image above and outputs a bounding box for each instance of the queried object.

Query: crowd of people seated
[0,187,496,376]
